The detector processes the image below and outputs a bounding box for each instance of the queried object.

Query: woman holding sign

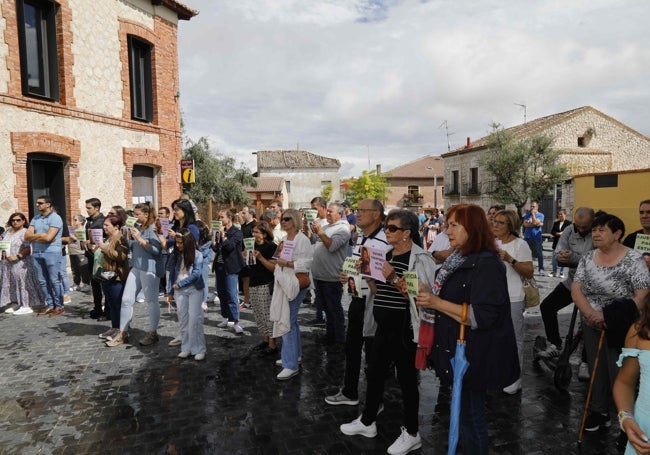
[250,221,277,355]
[1,212,42,314]
[273,209,313,380]
[340,209,436,455]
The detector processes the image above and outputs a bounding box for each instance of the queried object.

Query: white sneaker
[4,307,15,314]
[201,302,208,312]
[213,295,220,303]
[233,324,243,334]
[387,427,422,454]
[217,319,229,328]
[177,351,191,359]
[503,378,522,395]
[276,357,301,366]
[136,298,145,303]
[227,321,235,327]
[559,273,565,278]
[194,353,205,361]
[340,416,377,438]
[168,337,181,346]
[277,368,299,380]
[13,307,33,315]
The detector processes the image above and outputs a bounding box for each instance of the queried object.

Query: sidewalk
[0,245,622,454]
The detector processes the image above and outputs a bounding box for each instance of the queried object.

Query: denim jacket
[167,250,205,293]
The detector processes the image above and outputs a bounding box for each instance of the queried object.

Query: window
[594,174,618,188]
[321,180,331,189]
[407,185,420,197]
[451,170,459,194]
[128,35,153,122]
[286,181,291,193]
[469,167,479,194]
[16,0,60,100]
[577,137,585,147]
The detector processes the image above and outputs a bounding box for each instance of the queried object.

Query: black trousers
[342,296,374,399]
[86,250,105,315]
[540,283,572,347]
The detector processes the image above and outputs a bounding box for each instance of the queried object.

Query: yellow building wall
[574,171,650,235]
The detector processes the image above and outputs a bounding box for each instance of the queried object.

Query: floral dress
[0,228,43,308]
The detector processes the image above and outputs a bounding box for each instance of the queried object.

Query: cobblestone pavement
[0,245,622,454]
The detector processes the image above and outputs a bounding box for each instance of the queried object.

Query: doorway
[27,153,67,221]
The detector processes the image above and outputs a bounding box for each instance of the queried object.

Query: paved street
[0,245,623,454]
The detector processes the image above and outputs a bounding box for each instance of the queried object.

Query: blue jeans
[101,281,125,329]
[32,252,64,309]
[314,279,345,342]
[460,388,488,454]
[551,255,565,275]
[525,237,544,271]
[215,264,239,322]
[119,269,160,332]
[59,254,70,294]
[280,288,308,370]
[176,286,206,355]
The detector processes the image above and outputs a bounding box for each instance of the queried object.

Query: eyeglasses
[10,219,22,223]
[384,224,405,233]
[281,217,293,222]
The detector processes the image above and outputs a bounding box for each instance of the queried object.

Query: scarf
[415,249,467,370]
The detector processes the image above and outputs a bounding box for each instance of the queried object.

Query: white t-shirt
[499,237,533,302]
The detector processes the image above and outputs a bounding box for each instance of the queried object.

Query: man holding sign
[325,199,389,407]
[85,198,106,320]
[623,199,650,269]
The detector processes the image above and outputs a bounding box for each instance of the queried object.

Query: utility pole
[438,120,454,152]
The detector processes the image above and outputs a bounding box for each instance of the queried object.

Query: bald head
[573,207,594,235]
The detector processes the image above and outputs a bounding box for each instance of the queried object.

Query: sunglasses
[281,217,293,222]
[384,224,405,233]
[10,218,23,223]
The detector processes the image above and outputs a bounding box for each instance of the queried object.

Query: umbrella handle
[459,303,469,342]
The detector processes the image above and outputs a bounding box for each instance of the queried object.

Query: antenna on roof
[438,120,454,152]
[514,102,527,123]
[367,145,370,171]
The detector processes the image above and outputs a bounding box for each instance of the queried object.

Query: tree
[182,137,256,207]
[321,183,333,202]
[341,170,390,207]
[480,124,567,217]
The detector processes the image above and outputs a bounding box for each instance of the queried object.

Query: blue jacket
[129,224,163,277]
[430,250,519,391]
[167,250,205,293]
[212,225,245,274]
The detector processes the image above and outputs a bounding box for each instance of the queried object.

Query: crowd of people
[1,194,649,454]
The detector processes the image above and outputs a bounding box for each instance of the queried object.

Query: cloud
[179,0,650,177]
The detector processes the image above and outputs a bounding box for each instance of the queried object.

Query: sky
[177,0,650,178]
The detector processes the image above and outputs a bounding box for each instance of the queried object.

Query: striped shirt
[373,250,411,323]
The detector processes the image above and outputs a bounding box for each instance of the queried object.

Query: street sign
[180,159,195,184]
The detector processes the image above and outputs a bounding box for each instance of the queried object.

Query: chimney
[466,137,471,148]
[376,164,381,175]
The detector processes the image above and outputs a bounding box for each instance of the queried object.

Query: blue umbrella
[448,303,470,455]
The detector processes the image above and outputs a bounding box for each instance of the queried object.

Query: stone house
[254,150,341,210]
[441,106,650,226]
[381,155,444,211]
[0,0,196,223]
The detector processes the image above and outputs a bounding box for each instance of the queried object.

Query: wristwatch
[511,259,517,265]
[391,275,400,285]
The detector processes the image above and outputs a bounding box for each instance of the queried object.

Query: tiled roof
[152,0,198,20]
[441,106,647,157]
[244,176,284,192]
[382,155,444,178]
[256,150,341,170]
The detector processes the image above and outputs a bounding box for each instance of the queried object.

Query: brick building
[0,0,196,223]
